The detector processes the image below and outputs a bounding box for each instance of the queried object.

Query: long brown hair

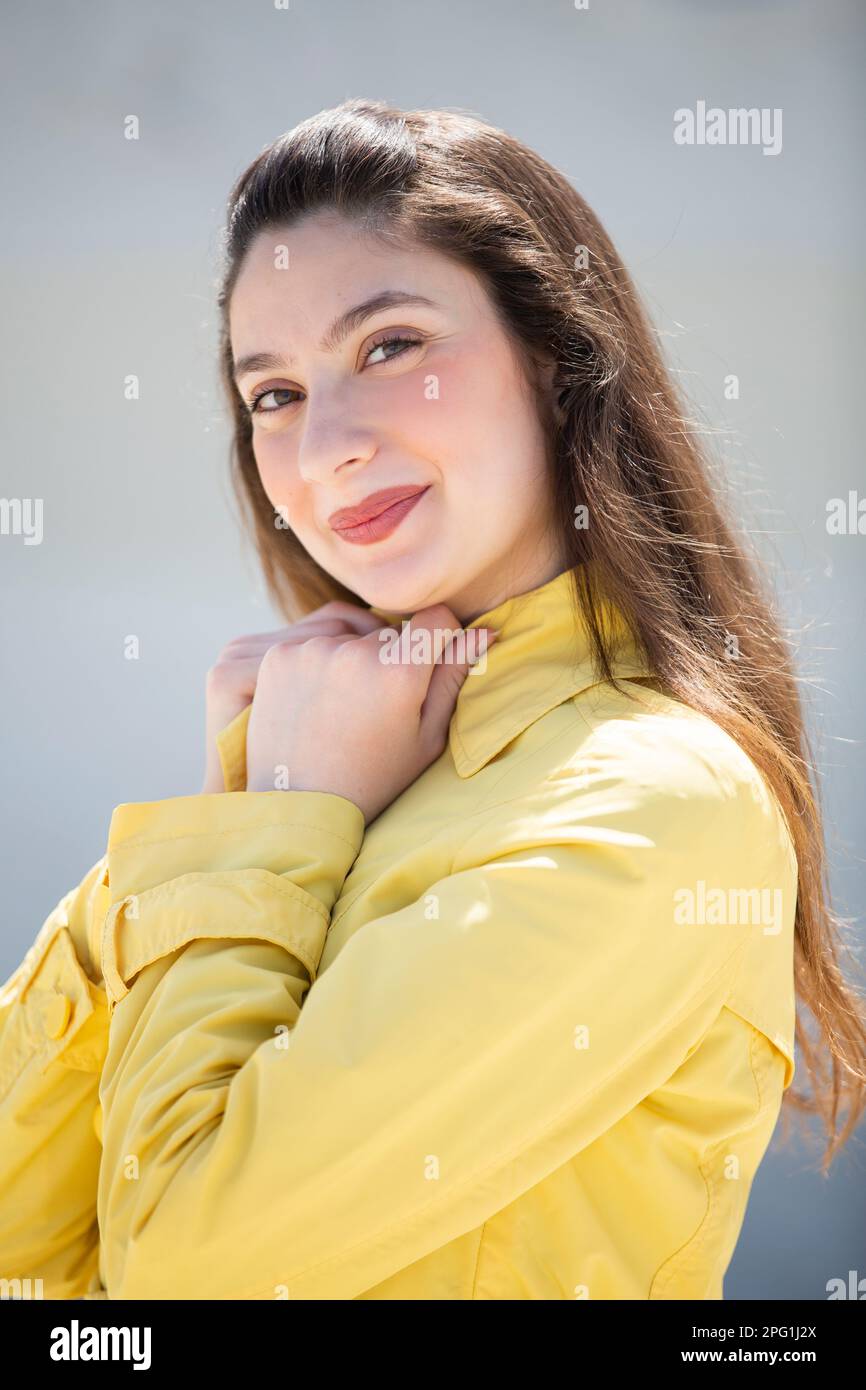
[215,97,865,1169]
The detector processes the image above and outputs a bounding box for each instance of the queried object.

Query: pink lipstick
[328,484,431,546]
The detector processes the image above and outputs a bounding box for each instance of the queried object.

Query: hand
[245,606,497,824]
[201,602,389,793]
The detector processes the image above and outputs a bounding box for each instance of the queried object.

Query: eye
[246,386,302,417]
[362,331,424,367]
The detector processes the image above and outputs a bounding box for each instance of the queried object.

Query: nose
[296,386,378,485]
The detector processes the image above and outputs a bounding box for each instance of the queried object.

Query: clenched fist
[245,605,496,825]
[201,601,389,793]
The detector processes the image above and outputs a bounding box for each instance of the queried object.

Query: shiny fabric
[0,563,796,1299]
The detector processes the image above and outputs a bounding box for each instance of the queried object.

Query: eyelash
[245,332,424,416]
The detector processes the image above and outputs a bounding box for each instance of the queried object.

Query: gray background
[1,0,863,1300]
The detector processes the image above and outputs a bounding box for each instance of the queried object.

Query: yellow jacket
[0,565,797,1300]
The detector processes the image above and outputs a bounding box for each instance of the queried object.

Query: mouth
[328,485,431,546]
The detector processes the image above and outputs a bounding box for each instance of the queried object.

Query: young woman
[1,98,864,1302]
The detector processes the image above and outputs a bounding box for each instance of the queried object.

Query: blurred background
[1,0,863,1299]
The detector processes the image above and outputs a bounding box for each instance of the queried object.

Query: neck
[446,544,573,627]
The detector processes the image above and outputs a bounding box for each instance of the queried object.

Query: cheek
[391,356,488,477]
[252,435,303,509]
[420,347,535,482]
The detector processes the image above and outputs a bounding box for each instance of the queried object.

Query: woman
[1,98,864,1302]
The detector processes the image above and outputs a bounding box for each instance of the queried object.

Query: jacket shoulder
[574,681,788,815]
[475,677,797,887]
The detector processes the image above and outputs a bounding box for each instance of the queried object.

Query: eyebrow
[232,290,440,382]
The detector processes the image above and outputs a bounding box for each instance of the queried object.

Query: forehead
[228,212,489,340]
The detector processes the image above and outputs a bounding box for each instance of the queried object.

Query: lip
[328,485,430,529]
[328,484,431,545]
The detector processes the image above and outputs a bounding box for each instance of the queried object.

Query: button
[42,991,73,1040]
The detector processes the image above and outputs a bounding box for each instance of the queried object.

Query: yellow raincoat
[0,564,796,1300]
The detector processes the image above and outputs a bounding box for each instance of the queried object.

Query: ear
[536,355,567,427]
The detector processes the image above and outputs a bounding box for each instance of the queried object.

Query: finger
[207,654,263,697]
[420,628,497,735]
[385,604,465,679]
[295,611,389,638]
[301,601,390,634]
[225,615,384,657]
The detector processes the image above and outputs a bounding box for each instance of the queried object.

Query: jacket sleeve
[0,858,112,1298]
[0,705,262,1299]
[96,758,794,1301]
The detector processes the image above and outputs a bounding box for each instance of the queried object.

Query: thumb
[419,626,497,740]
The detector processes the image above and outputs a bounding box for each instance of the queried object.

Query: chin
[352,566,449,619]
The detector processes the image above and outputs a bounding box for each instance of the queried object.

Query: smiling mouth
[329,485,431,546]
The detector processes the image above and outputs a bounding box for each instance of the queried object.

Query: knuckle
[258,640,295,674]
[206,661,234,691]
[270,638,300,661]
[336,633,368,658]
[297,633,332,655]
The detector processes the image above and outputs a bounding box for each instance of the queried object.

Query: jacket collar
[369,563,653,778]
